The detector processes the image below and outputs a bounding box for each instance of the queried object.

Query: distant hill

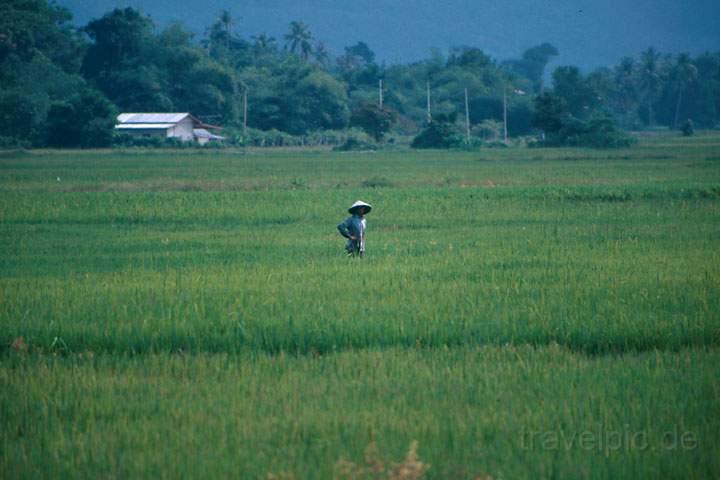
[56,0,720,69]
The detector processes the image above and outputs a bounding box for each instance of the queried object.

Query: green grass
[1,136,719,478]
[2,347,719,479]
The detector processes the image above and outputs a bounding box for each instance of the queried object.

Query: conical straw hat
[348,200,372,214]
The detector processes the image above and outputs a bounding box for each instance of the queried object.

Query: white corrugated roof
[115,123,174,129]
[193,128,225,140]
[117,113,190,124]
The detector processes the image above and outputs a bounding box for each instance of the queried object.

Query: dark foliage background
[1,1,718,147]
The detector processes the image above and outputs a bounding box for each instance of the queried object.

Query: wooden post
[464,88,470,144]
[503,84,508,143]
[426,81,432,124]
[379,79,383,109]
[243,88,248,135]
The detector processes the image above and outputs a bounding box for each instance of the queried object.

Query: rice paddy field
[1,135,720,479]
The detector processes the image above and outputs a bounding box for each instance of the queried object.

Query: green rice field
[1,136,720,478]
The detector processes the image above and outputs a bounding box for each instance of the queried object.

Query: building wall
[121,129,168,137]
[169,117,194,141]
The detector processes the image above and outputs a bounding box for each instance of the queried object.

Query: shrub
[681,119,694,137]
[0,90,47,147]
[46,89,117,148]
[538,113,636,148]
[411,121,464,149]
[532,90,635,148]
[472,119,503,141]
[0,136,31,148]
[578,115,636,148]
[350,103,397,142]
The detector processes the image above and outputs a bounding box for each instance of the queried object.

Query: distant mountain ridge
[58,0,720,69]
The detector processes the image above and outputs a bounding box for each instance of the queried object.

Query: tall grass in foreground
[2,347,719,479]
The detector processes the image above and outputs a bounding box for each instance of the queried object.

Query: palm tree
[284,21,313,60]
[613,57,638,127]
[313,41,330,66]
[671,53,698,129]
[252,33,274,49]
[639,47,662,126]
[251,33,276,53]
[218,10,233,47]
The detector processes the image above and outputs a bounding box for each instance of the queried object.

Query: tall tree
[350,103,396,141]
[447,47,492,69]
[639,47,662,126]
[532,91,566,135]
[204,10,252,67]
[284,69,349,133]
[613,57,639,126]
[0,90,46,146]
[45,88,117,147]
[551,66,598,118]
[0,0,85,73]
[251,33,276,52]
[689,52,720,127]
[82,8,154,78]
[671,53,698,129]
[313,41,330,66]
[284,21,313,60]
[505,43,558,93]
[81,8,166,110]
[0,0,91,146]
[218,10,234,40]
[345,41,375,65]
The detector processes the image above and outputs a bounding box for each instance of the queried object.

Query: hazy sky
[59,0,720,70]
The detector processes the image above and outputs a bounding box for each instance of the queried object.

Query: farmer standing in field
[337,200,372,257]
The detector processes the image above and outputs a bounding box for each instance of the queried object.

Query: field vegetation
[1,135,720,478]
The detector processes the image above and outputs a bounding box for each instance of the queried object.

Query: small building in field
[115,113,224,143]
[192,128,226,145]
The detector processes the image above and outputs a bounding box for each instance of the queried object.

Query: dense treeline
[1,0,719,147]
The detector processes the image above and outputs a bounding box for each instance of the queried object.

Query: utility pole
[503,84,508,143]
[464,88,471,144]
[426,81,432,124]
[243,88,248,135]
[378,79,383,109]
